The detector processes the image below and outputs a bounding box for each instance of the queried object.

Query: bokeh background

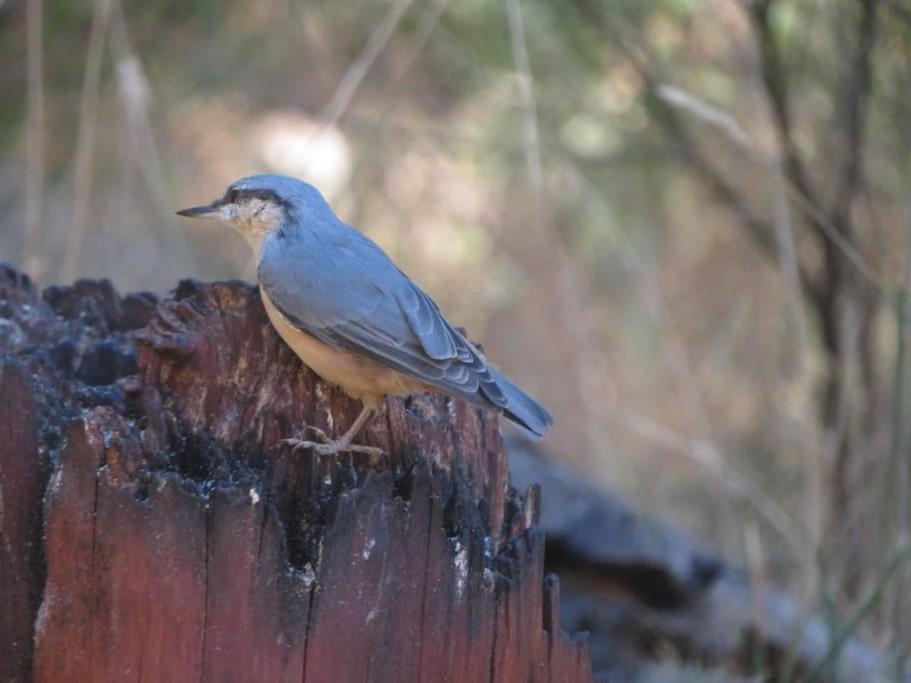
[2,0,910,672]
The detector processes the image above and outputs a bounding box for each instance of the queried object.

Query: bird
[177,174,552,456]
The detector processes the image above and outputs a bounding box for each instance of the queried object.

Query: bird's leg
[279,406,384,457]
[331,407,384,455]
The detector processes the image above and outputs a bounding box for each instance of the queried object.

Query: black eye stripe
[223,188,292,211]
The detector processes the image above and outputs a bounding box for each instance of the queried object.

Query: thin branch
[396,0,451,80]
[885,155,911,656]
[598,21,826,300]
[650,72,889,301]
[770,166,812,357]
[604,4,890,303]
[829,0,879,226]
[62,0,113,282]
[108,0,191,267]
[784,180,888,300]
[356,0,452,142]
[646,82,826,302]
[655,84,752,148]
[609,31,786,271]
[319,0,416,133]
[805,543,911,683]
[746,0,886,381]
[747,0,821,216]
[23,0,45,280]
[348,0,454,203]
[506,0,543,188]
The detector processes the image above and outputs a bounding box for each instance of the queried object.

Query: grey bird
[177,174,552,456]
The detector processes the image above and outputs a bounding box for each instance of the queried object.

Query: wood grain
[0,267,592,683]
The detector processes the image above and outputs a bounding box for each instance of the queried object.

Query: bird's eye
[226,189,240,204]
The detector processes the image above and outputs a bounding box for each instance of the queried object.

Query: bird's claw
[276,438,321,454]
[302,425,331,443]
[342,444,385,458]
[277,437,384,458]
[273,426,330,450]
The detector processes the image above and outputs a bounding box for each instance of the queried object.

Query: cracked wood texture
[0,265,592,683]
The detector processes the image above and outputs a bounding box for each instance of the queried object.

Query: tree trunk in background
[0,265,592,682]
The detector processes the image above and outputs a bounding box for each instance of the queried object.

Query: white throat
[219,198,284,257]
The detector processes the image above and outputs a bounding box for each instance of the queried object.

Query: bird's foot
[277,436,384,458]
[273,425,332,449]
[300,425,331,443]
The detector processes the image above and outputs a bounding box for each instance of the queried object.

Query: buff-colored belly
[261,289,424,407]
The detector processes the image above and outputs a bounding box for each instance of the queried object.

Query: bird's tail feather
[488,369,553,438]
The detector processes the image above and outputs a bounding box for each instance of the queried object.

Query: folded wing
[258,230,552,436]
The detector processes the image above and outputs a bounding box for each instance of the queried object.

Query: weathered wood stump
[0,265,592,682]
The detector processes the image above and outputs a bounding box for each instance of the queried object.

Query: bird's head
[177,174,330,248]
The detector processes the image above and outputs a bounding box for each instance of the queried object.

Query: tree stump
[0,265,592,682]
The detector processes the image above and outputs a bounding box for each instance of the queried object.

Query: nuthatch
[178,174,552,456]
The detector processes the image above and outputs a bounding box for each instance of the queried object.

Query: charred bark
[0,265,592,682]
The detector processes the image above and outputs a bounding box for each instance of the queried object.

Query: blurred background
[1,0,910,676]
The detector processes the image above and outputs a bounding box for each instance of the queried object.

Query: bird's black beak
[176,202,219,218]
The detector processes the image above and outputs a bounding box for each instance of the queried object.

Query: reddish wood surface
[0,361,47,682]
[0,267,592,682]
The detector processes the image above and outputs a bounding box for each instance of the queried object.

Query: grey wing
[348,287,553,436]
[258,231,552,436]
[258,236,508,408]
